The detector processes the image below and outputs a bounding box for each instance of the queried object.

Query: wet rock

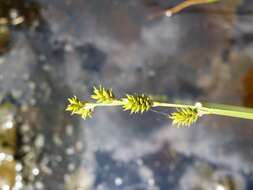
[0,102,17,189]
[0,26,11,54]
[179,164,246,190]
[0,0,41,26]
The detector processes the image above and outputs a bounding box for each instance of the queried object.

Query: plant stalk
[90,100,253,120]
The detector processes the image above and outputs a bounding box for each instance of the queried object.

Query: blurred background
[0,0,253,189]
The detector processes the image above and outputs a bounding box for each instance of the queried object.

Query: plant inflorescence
[66,85,253,128]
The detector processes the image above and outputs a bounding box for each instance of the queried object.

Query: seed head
[91,86,116,103]
[66,96,93,119]
[170,107,199,127]
[122,94,153,114]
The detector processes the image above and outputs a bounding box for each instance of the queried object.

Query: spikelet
[122,94,153,114]
[91,86,115,103]
[170,107,199,127]
[66,96,93,119]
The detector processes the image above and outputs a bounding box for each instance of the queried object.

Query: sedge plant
[66,85,253,128]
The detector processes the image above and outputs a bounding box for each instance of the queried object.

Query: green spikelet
[66,96,93,119]
[122,94,153,114]
[170,107,199,127]
[91,86,116,103]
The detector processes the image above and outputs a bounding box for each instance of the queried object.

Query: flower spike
[169,107,199,128]
[122,94,153,114]
[66,96,93,119]
[91,86,116,103]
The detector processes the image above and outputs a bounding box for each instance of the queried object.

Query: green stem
[153,102,195,109]
[207,0,220,3]
[86,100,123,108]
[88,100,253,121]
[201,103,253,120]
